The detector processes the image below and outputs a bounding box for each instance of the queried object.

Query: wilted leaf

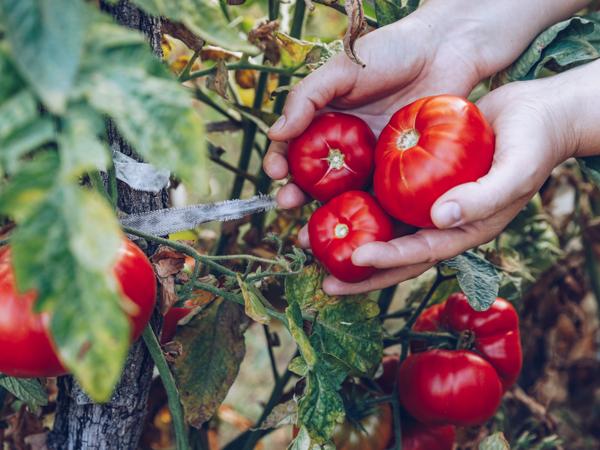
[0,376,48,409]
[275,32,315,68]
[312,295,382,377]
[442,251,500,311]
[343,0,367,67]
[479,432,511,450]
[259,399,298,430]
[172,298,248,427]
[248,21,280,64]
[206,59,229,99]
[0,0,87,112]
[151,246,186,313]
[237,274,271,324]
[286,303,317,368]
[289,426,312,450]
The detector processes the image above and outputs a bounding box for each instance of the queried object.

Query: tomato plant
[308,191,393,282]
[373,95,495,227]
[413,293,522,389]
[398,349,504,426]
[401,418,456,450]
[288,112,376,202]
[0,239,156,377]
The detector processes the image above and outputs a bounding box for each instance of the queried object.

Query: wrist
[413,0,591,79]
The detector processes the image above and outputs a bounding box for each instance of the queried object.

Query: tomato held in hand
[288,112,376,202]
[308,191,393,282]
[413,293,522,389]
[398,349,503,426]
[374,95,495,227]
[0,239,156,377]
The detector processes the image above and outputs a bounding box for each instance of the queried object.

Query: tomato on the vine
[413,293,522,389]
[308,191,393,282]
[0,239,156,377]
[401,418,456,450]
[288,112,376,202]
[374,95,495,227]
[398,349,503,426]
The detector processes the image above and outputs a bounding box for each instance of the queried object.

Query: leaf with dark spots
[172,298,249,427]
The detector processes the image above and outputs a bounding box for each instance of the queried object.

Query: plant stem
[123,226,237,277]
[182,62,306,83]
[192,88,242,126]
[107,164,118,208]
[401,271,443,332]
[209,154,259,183]
[379,308,413,321]
[264,325,280,383]
[312,0,378,28]
[142,326,190,450]
[268,0,280,19]
[378,285,398,316]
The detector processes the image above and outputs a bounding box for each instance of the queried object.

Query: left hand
[301,61,597,295]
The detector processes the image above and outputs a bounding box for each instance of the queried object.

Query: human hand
[263,0,588,209]
[323,59,600,295]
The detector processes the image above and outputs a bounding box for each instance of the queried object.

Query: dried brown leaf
[206,59,229,99]
[248,21,280,64]
[161,19,205,52]
[343,0,366,67]
[151,246,187,313]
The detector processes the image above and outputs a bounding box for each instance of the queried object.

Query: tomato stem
[334,223,350,239]
[327,148,346,170]
[396,129,420,151]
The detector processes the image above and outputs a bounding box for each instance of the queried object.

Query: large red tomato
[413,293,522,389]
[308,191,393,282]
[398,350,503,426]
[0,239,156,377]
[288,112,376,202]
[374,95,495,227]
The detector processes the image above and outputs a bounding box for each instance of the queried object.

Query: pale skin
[264,0,594,295]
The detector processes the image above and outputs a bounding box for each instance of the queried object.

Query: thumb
[267,55,356,141]
[430,119,552,228]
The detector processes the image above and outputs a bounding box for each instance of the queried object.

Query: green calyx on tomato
[308,191,393,282]
[399,349,504,427]
[412,293,523,389]
[374,95,495,228]
[0,239,156,378]
[288,112,376,202]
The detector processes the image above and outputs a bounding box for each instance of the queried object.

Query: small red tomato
[374,95,495,227]
[413,293,522,389]
[398,350,503,426]
[0,239,156,377]
[288,112,376,202]
[308,191,393,282]
[401,418,456,450]
[160,306,192,345]
[377,354,400,394]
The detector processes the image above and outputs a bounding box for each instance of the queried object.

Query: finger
[352,224,495,269]
[298,225,310,248]
[263,141,289,180]
[430,114,552,229]
[267,55,356,141]
[322,263,434,295]
[275,183,309,209]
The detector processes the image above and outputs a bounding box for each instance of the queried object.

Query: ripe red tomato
[398,350,503,426]
[401,418,456,450]
[413,293,522,389]
[0,239,156,377]
[308,191,393,282]
[293,403,392,450]
[288,112,376,202]
[373,95,495,227]
[160,306,192,345]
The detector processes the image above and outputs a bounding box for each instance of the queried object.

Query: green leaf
[10,184,127,401]
[237,274,271,324]
[311,296,382,377]
[83,67,207,195]
[298,360,346,443]
[172,298,248,427]
[288,356,309,377]
[442,251,500,311]
[0,152,59,222]
[286,302,317,368]
[0,48,24,101]
[0,90,39,140]
[130,0,257,53]
[0,0,87,112]
[494,16,596,85]
[480,432,511,450]
[58,106,109,181]
[373,0,406,27]
[0,118,56,175]
[579,156,600,187]
[285,264,327,310]
[0,376,48,409]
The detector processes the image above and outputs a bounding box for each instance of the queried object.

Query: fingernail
[433,202,462,228]
[269,115,286,134]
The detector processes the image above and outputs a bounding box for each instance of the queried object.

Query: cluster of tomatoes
[0,239,156,377]
[288,95,495,282]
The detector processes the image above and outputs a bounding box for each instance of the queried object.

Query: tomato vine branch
[181,62,307,83]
